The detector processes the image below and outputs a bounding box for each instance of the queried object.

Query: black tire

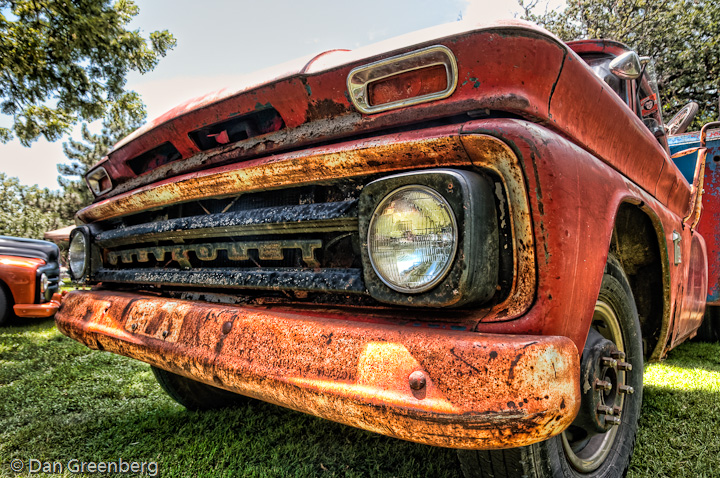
[0,285,13,327]
[151,366,251,411]
[458,255,643,478]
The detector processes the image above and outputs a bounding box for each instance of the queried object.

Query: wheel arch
[609,201,670,361]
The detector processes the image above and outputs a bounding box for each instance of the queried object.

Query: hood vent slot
[188,108,285,151]
[127,142,182,175]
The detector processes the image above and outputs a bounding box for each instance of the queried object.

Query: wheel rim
[562,300,626,473]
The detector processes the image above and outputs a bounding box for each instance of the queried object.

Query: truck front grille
[93,184,366,294]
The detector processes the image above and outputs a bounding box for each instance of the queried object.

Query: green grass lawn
[0,318,718,477]
[630,342,720,478]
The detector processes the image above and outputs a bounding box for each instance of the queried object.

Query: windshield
[638,60,663,124]
[584,56,628,104]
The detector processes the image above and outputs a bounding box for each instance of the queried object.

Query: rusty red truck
[55,20,714,477]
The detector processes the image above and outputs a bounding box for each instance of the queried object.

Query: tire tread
[151,366,249,411]
[457,253,642,478]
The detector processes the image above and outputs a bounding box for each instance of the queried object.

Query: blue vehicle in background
[668,104,720,341]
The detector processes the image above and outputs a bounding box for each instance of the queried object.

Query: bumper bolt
[617,361,632,371]
[601,356,618,368]
[161,330,169,339]
[618,384,635,395]
[594,379,612,391]
[409,371,427,391]
[130,323,137,331]
[605,416,621,426]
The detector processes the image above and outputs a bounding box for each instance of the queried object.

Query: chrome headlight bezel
[68,228,90,282]
[359,169,499,308]
[86,166,113,197]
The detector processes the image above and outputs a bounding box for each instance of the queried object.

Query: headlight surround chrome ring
[68,229,89,281]
[367,185,458,293]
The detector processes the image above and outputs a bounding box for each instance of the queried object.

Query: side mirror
[610,51,643,80]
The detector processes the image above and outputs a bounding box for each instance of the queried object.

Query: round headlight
[68,231,88,280]
[39,273,49,296]
[40,272,50,297]
[367,185,457,293]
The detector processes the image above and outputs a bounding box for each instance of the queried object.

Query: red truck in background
[55,20,714,478]
[0,236,62,325]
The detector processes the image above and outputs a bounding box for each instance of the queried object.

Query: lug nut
[605,416,621,426]
[597,404,614,415]
[601,356,618,368]
[409,371,427,391]
[594,379,612,391]
[618,385,635,395]
[613,406,622,417]
[611,351,626,360]
[617,361,632,371]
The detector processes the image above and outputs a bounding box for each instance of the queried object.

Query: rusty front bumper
[55,290,580,449]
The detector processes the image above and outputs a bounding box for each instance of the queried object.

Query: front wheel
[0,286,12,327]
[151,366,252,411]
[458,255,643,477]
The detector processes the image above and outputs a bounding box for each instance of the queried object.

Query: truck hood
[82,18,689,222]
[88,19,567,199]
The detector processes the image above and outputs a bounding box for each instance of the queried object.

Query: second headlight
[68,229,89,281]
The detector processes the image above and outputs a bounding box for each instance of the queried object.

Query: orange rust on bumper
[56,290,580,449]
[14,299,60,318]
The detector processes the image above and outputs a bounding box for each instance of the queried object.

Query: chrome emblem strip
[107,240,322,269]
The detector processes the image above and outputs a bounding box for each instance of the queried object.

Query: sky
[0,0,564,190]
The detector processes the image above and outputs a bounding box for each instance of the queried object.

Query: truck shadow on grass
[0,321,462,477]
[111,400,465,477]
[1,323,718,477]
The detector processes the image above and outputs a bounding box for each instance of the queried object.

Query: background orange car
[0,236,62,325]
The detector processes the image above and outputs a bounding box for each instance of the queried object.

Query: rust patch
[483,93,532,112]
[460,134,537,321]
[306,99,352,121]
[77,133,472,224]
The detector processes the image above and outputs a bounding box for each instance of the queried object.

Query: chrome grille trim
[107,239,323,269]
[95,201,357,248]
